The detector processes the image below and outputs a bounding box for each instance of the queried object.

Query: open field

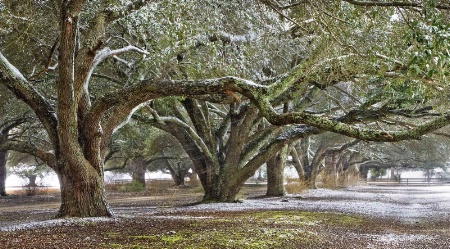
[1,183,450,248]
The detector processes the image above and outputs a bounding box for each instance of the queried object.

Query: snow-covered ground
[2,185,450,232]
[168,185,450,223]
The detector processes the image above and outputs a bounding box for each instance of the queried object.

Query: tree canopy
[0,0,449,217]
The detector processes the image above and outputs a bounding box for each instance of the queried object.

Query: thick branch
[343,0,450,10]
[0,141,56,169]
[90,71,450,147]
[0,52,58,147]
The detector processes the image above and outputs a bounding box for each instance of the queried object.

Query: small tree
[8,151,52,195]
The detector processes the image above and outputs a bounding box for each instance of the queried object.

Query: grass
[318,171,361,189]
[98,210,366,249]
[285,178,309,194]
[251,210,365,227]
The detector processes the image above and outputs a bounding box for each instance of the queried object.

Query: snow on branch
[0,52,28,83]
[0,52,58,144]
[94,45,149,66]
[105,0,155,23]
[84,45,149,88]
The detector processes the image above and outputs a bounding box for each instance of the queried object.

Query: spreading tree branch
[343,0,450,10]
[0,140,56,169]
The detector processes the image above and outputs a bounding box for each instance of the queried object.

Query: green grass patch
[120,181,146,192]
[251,210,365,226]
[102,210,365,248]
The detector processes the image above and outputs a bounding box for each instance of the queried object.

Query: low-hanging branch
[0,140,56,169]
[3,34,450,150]
[343,0,450,10]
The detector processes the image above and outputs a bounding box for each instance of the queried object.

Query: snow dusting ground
[2,185,450,231]
[1,185,450,248]
[168,185,450,223]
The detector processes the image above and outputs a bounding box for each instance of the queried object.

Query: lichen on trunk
[266,145,288,197]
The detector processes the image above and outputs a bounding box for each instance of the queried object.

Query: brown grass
[285,178,309,194]
[7,187,60,196]
[318,172,361,189]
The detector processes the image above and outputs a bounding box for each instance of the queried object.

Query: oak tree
[0,0,449,217]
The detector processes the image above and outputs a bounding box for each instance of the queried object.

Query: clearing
[1,183,450,248]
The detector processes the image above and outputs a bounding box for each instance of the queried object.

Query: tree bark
[201,179,242,202]
[27,175,37,187]
[359,165,369,180]
[266,146,287,197]
[324,153,338,188]
[0,150,7,196]
[172,173,185,186]
[306,161,321,189]
[56,164,112,218]
[130,158,146,187]
[290,145,304,178]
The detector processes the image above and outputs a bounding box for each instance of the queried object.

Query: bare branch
[29,38,59,81]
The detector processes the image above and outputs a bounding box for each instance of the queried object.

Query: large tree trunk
[172,173,185,186]
[130,159,146,187]
[290,146,304,178]
[309,163,320,189]
[201,179,242,202]
[324,153,338,188]
[165,160,190,186]
[56,164,111,218]
[266,146,288,197]
[0,150,7,196]
[359,165,369,180]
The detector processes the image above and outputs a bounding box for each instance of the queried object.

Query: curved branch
[0,141,56,169]
[88,69,450,147]
[83,45,149,98]
[233,125,321,186]
[85,76,266,150]
[326,139,360,154]
[0,116,29,135]
[0,52,58,147]
[254,78,450,141]
[146,156,178,165]
[155,116,215,163]
[343,0,450,10]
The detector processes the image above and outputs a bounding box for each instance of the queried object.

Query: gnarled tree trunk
[266,145,288,197]
[56,162,111,217]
